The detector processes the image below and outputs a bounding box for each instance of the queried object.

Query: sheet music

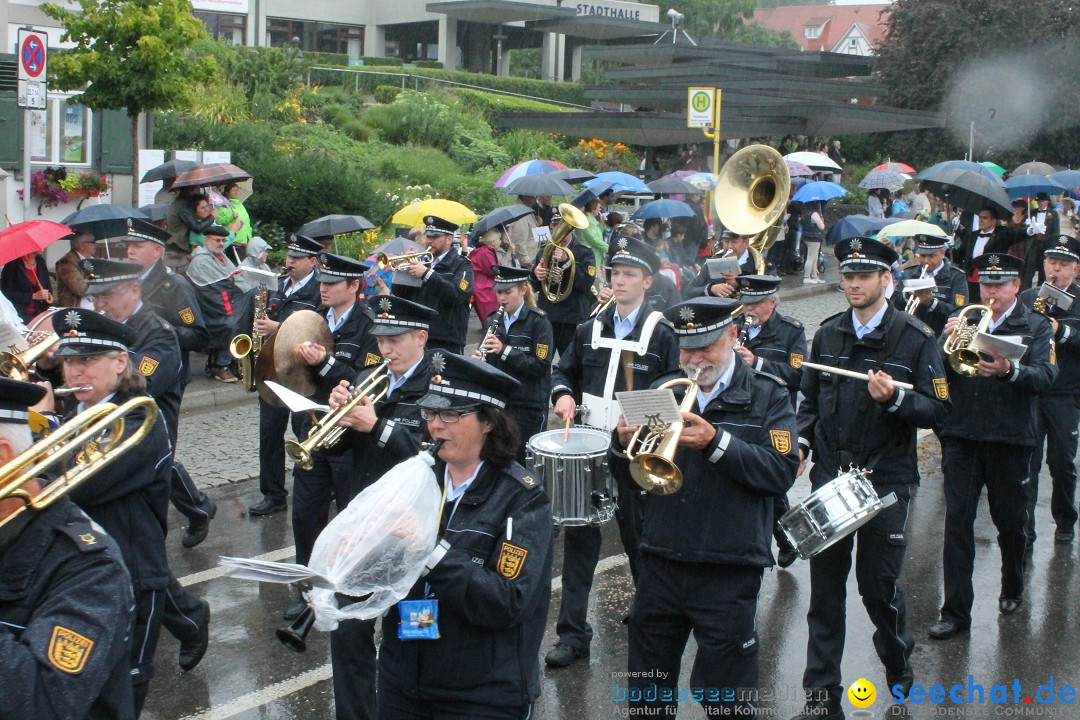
[616,389,683,427]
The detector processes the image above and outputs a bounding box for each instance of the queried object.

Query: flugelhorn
[904,266,928,314]
[0,396,158,531]
[376,251,433,271]
[626,368,704,496]
[539,203,589,303]
[1033,277,1074,315]
[0,309,61,382]
[285,361,391,470]
[943,300,994,376]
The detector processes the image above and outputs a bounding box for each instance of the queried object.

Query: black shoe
[179,600,210,671]
[928,619,969,640]
[283,582,311,621]
[1055,529,1075,544]
[777,547,799,569]
[886,660,915,697]
[181,499,218,549]
[791,697,844,720]
[544,643,588,668]
[999,597,1022,615]
[249,497,286,516]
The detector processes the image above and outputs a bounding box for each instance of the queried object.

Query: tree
[42,0,207,203]
[654,0,758,40]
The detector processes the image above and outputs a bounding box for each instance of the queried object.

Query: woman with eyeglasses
[375,352,553,720]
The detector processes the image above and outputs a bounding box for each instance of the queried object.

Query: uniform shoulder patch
[789,352,804,369]
[56,520,106,554]
[364,353,381,367]
[497,542,528,580]
[139,356,160,377]
[48,626,94,674]
[902,313,935,337]
[587,265,596,277]
[769,429,792,454]
[780,314,803,329]
[933,377,949,400]
[178,307,195,325]
[505,463,541,490]
[535,343,549,360]
[459,276,470,291]
[954,294,966,307]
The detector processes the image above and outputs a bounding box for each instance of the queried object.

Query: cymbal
[254,332,282,407]
[273,310,334,398]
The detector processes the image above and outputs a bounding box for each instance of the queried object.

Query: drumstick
[564,414,572,441]
[800,361,915,391]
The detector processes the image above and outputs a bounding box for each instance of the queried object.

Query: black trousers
[941,439,1031,625]
[161,573,207,646]
[426,338,464,355]
[292,450,353,566]
[627,553,762,715]
[551,322,578,359]
[803,483,912,701]
[259,400,304,503]
[377,673,531,720]
[132,587,165,717]
[170,462,214,524]
[330,617,377,720]
[1027,394,1080,538]
[510,406,547,466]
[773,493,795,551]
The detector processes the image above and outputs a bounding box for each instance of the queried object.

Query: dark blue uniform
[892,260,969,336]
[611,360,797,715]
[0,499,136,720]
[393,250,474,354]
[1020,282,1080,541]
[530,237,597,355]
[682,252,756,300]
[797,304,950,703]
[378,461,553,718]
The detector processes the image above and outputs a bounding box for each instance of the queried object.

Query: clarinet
[477,308,506,362]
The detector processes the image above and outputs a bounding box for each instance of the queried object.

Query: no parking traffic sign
[17,28,48,109]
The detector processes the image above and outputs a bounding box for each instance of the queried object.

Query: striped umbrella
[494,159,567,188]
[859,169,908,191]
[172,163,251,189]
[785,159,814,177]
[872,162,916,173]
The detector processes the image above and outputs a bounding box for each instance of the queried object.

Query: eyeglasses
[420,406,479,423]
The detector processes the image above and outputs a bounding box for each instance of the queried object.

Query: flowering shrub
[568,138,638,173]
[58,170,111,195]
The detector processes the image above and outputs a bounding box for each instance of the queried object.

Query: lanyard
[426,482,464,598]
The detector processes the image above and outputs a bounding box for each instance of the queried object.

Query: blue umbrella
[825,215,894,246]
[1050,170,1080,189]
[918,160,1005,186]
[630,199,696,221]
[1004,174,1066,199]
[792,181,847,204]
[586,172,651,194]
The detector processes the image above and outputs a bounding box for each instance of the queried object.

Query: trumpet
[0,396,158,531]
[230,287,267,393]
[626,368,704,496]
[538,203,589,303]
[904,266,928,314]
[0,330,59,382]
[284,361,391,470]
[943,300,994,376]
[376,251,433,271]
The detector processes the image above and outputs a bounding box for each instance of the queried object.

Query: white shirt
[284,271,314,297]
[988,299,1018,333]
[388,357,423,397]
[503,302,524,333]
[444,461,485,503]
[738,250,750,267]
[0,292,28,334]
[613,302,643,340]
[326,305,352,333]
[747,323,762,341]
[695,351,737,409]
[852,302,889,340]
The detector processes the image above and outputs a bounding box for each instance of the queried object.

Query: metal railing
[306,66,601,111]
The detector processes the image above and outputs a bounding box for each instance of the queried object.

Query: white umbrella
[785,151,842,172]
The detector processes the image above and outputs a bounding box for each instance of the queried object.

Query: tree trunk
[131,112,140,206]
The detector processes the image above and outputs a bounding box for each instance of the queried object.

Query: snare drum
[526,428,616,526]
[779,469,897,559]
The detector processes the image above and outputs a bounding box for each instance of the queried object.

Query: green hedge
[453,88,573,124]
[413,60,443,69]
[357,56,404,67]
[374,85,401,104]
[303,50,349,67]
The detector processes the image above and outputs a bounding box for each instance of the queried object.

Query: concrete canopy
[528,16,666,40]
[426,0,576,24]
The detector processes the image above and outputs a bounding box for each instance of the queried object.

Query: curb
[181,385,251,416]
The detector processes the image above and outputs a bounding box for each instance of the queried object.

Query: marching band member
[794,237,950,719]
[378,353,553,720]
[611,296,798,716]
[395,216,474,354]
[891,233,968,336]
[250,234,321,517]
[683,229,759,299]
[472,265,553,463]
[734,274,807,567]
[1,378,137,719]
[52,309,174,715]
[531,211,598,356]
[1019,236,1080,545]
[930,253,1056,640]
[545,237,679,669]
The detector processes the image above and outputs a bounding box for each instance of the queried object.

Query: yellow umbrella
[391,199,477,227]
[876,219,948,239]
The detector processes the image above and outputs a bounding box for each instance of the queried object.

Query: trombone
[538,203,589,303]
[943,300,994,376]
[284,361,391,470]
[376,251,433,271]
[0,396,158,531]
[626,368,703,496]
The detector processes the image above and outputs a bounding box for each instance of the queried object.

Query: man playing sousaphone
[609,296,798,717]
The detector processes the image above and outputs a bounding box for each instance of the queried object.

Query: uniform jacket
[484,304,553,411]
[1020,282,1080,395]
[609,359,798,567]
[798,304,951,487]
[891,260,969,336]
[141,260,210,384]
[393,249,474,349]
[68,392,173,592]
[125,303,184,443]
[379,460,553,707]
[681,257,757,301]
[530,237,597,326]
[266,271,320,323]
[54,250,88,308]
[744,310,807,407]
[0,256,51,323]
[940,300,1057,446]
[310,298,382,401]
[0,499,136,720]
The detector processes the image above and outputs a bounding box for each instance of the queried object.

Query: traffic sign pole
[17,27,48,220]
[702,88,722,176]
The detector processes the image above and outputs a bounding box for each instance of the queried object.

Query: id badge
[397,599,439,640]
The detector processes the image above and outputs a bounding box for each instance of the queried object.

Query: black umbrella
[647,177,702,195]
[917,160,1004,186]
[472,205,535,237]
[921,168,1012,215]
[61,204,150,240]
[548,168,597,184]
[140,159,199,184]
[502,174,577,197]
[138,203,171,223]
[298,214,375,238]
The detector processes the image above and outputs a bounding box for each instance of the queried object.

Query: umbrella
[547,168,596,185]
[390,199,476,227]
[494,159,567,188]
[784,151,842,172]
[630,199,696,221]
[471,205,535,237]
[140,159,199,184]
[1051,170,1080,189]
[299,214,375,238]
[785,159,814,177]
[825,215,894,246]
[979,161,1006,177]
[0,220,73,265]
[1012,161,1056,177]
[60,204,150,241]
[872,162,916,173]
[647,177,701,195]
[502,174,577,197]
[792,181,847,204]
[138,203,171,223]
[921,168,1012,215]
[172,163,251,190]
[1004,174,1066,199]
[918,161,1004,186]
[876,219,948,239]
[859,169,908,191]
[586,172,651,194]
[684,172,718,190]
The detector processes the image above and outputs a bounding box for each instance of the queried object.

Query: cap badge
[617,238,629,250]
[849,239,862,252]
[65,310,82,329]
[431,352,446,374]
[988,255,1000,267]
[678,306,695,323]
[378,297,392,313]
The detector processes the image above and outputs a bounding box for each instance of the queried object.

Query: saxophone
[229,288,267,392]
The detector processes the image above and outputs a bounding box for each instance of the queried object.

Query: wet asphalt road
[143,284,1080,720]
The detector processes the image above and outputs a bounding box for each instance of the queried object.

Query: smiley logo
[847,678,876,709]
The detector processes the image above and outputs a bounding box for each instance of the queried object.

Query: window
[29,97,92,166]
[194,11,247,45]
[267,18,363,57]
[804,25,822,39]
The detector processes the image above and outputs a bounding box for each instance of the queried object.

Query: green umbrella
[979,161,1006,177]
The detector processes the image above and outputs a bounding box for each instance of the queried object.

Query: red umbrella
[0,220,72,266]
[172,163,251,190]
[873,162,916,173]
